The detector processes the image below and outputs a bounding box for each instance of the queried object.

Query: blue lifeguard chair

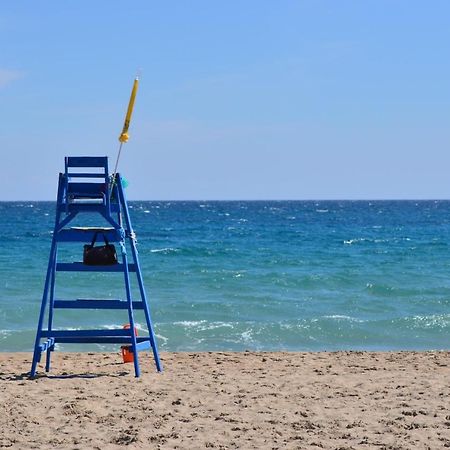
[30,156,162,377]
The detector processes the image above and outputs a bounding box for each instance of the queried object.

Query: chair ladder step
[122,340,151,352]
[39,330,151,345]
[56,263,136,272]
[53,299,146,309]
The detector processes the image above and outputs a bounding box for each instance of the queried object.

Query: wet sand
[0,351,449,449]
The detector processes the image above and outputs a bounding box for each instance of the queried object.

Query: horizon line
[1,198,450,202]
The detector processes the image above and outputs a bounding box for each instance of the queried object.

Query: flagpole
[111,76,140,192]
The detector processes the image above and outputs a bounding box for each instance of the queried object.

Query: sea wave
[149,247,180,254]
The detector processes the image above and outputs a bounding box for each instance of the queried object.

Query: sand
[0,351,449,449]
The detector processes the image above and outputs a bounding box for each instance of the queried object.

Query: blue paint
[29,157,162,378]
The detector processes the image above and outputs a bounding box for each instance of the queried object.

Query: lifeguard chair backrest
[64,156,110,211]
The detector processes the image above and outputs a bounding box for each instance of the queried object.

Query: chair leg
[122,249,140,377]
[30,241,57,378]
[130,239,163,372]
[45,265,57,372]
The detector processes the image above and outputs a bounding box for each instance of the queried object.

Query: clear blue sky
[1,1,449,200]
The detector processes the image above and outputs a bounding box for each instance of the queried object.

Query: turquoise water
[0,200,449,352]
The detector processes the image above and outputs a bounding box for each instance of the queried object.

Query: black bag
[83,232,118,266]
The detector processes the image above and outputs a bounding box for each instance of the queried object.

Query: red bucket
[121,346,134,363]
[120,324,138,363]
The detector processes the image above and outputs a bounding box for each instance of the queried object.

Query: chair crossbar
[53,299,145,309]
[66,156,109,167]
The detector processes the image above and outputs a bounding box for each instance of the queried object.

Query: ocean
[0,200,449,352]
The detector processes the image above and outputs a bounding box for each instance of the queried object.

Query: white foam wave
[409,314,450,329]
[0,330,12,338]
[323,315,365,323]
[155,333,168,344]
[173,320,235,331]
[173,320,207,327]
[240,330,253,342]
[150,247,179,254]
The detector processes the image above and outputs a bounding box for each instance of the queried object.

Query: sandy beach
[0,351,449,449]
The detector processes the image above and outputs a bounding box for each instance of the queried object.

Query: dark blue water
[0,201,449,351]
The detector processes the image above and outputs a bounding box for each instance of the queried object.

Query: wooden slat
[58,203,121,213]
[56,263,136,272]
[67,182,106,194]
[41,329,131,338]
[67,173,107,178]
[66,156,108,167]
[53,299,145,309]
[49,337,150,344]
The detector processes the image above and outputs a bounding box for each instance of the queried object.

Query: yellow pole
[111,77,140,191]
[118,77,139,143]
